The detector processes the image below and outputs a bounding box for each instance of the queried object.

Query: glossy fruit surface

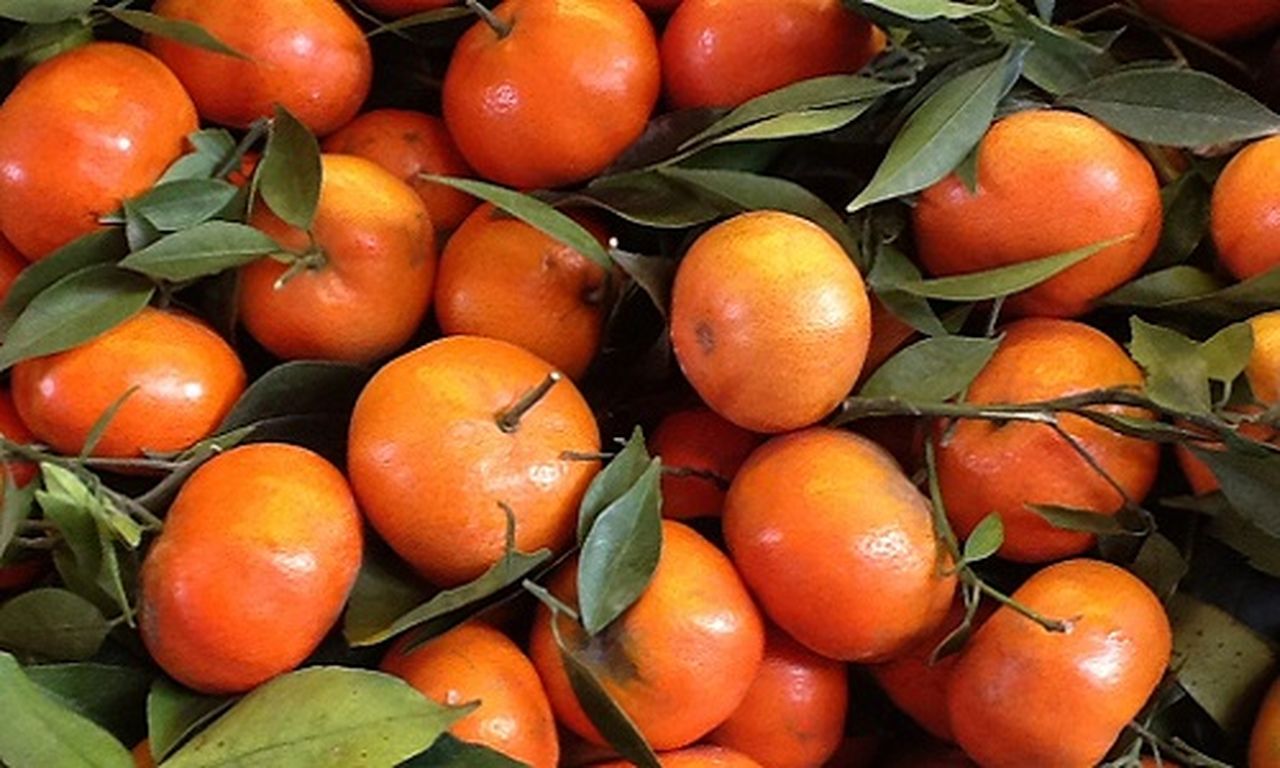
[1212,136,1280,281]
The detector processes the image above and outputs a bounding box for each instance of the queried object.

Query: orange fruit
[595,746,765,768]
[139,443,363,694]
[0,236,27,302]
[442,0,661,189]
[862,296,919,379]
[948,559,1172,768]
[1134,0,1280,42]
[12,308,246,459]
[709,625,849,768]
[1211,136,1280,281]
[670,211,871,433]
[0,42,196,261]
[529,520,765,750]
[322,109,478,234]
[723,427,956,662]
[1252,677,1280,767]
[433,205,610,379]
[661,0,879,110]
[147,0,372,136]
[913,110,1162,318]
[381,622,559,767]
[362,0,455,15]
[935,318,1160,562]
[240,154,436,364]
[348,335,600,586]
[131,741,155,768]
[649,407,761,520]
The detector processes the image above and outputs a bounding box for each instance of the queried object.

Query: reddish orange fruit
[935,318,1160,562]
[348,335,600,586]
[433,205,609,379]
[670,211,871,433]
[661,0,879,109]
[1134,0,1280,42]
[131,741,155,768]
[240,154,436,364]
[147,0,372,136]
[0,237,27,302]
[139,444,363,694]
[443,0,661,189]
[381,623,559,768]
[322,109,478,234]
[12,309,246,459]
[1211,136,1280,281]
[1252,676,1280,767]
[0,42,197,261]
[596,746,765,767]
[724,428,956,662]
[948,559,1172,768]
[709,625,849,768]
[649,407,761,520]
[913,110,1162,318]
[362,0,455,15]
[529,520,765,750]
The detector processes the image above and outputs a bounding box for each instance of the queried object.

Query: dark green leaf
[400,734,527,767]
[1025,504,1132,535]
[146,678,234,762]
[0,266,154,371]
[1204,500,1280,579]
[1128,318,1211,415]
[0,473,35,559]
[0,18,92,62]
[163,668,466,768]
[258,105,322,230]
[1202,323,1253,385]
[1191,447,1280,539]
[1128,533,1187,602]
[986,3,1110,95]
[119,180,240,232]
[710,102,876,145]
[28,663,150,746]
[1102,265,1225,309]
[119,221,279,282]
[578,428,649,543]
[0,589,109,662]
[122,203,161,253]
[220,360,368,432]
[425,177,609,268]
[0,0,93,23]
[578,459,663,635]
[859,336,998,401]
[867,245,949,336]
[104,9,246,59]
[0,229,129,337]
[854,0,997,20]
[610,250,676,319]
[962,513,1004,563]
[1060,66,1280,146]
[1151,173,1212,269]
[848,47,1024,211]
[893,236,1117,301]
[1169,593,1278,737]
[342,551,429,649]
[574,172,727,229]
[0,651,134,768]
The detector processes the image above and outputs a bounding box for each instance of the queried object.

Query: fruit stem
[971,577,1074,633]
[465,0,512,39]
[496,372,562,434]
[214,117,270,181]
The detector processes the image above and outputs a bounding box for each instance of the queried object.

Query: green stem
[213,117,270,180]
[465,0,511,38]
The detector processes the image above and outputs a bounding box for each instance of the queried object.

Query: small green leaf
[962,513,1004,563]
[860,336,998,401]
[422,176,610,269]
[1201,323,1253,385]
[0,229,129,337]
[0,651,134,768]
[706,102,876,145]
[122,202,161,253]
[0,473,36,559]
[1128,532,1187,602]
[119,222,280,282]
[987,3,1111,95]
[28,663,152,746]
[146,678,233,762]
[116,180,240,232]
[848,47,1024,212]
[0,589,110,661]
[578,459,663,635]
[0,0,93,23]
[258,105,322,230]
[103,9,246,59]
[894,236,1120,301]
[867,244,949,336]
[159,129,238,184]
[163,668,466,768]
[219,360,369,432]
[578,428,650,544]
[1128,318,1211,415]
[0,18,92,62]
[1060,66,1280,146]
[854,0,997,20]
[1151,173,1212,269]
[0,266,154,372]
[1025,504,1133,535]
[574,171,727,229]
[400,734,527,767]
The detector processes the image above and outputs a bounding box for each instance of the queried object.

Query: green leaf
[122,202,161,253]
[578,428,650,544]
[578,459,663,636]
[0,229,129,337]
[1151,173,1212,269]
[422,176,610,269]
[1034,0,1054,20]
[146,678,233,762]
[848,47,1024,212]
[0,266,154,372]
[79,387,138,462]
[859,336,998,401]
[1005,12,1110,95]
[610,249,676,319]
[219,360,369,432]
[1025,504,1132,535]
[1128,318,1211,415]
[962,513,1004,563]
[867,244,949,337]
[400,734,527,767]
[1102,265,1225,309]
[854,0,997,20]
[1204,500,1280,579]
[1202,323,1253,385]
[0,652,134,768]
[119,221,279,282]
[1169,593,1278,737]
[0,0,93,23]
[707,102,876,145]
[1190,447,1280,539]
[0,473,36,559]
[160,129,239,184]
[163,667,466,768]
[103,9,246,59]
[1128,532,1187,602]
[342,550,429,649]
[115,180,240,232]
[28,663,151,745]
[1060,66,1280,146]
[573,172,726,229]
[0,18,92,62]
[0,589,110,662]
[258,105,322,230]
[893,236,1119,301]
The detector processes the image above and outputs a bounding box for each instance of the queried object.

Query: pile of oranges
[1,0,1280,767]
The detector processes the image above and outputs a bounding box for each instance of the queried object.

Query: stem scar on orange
[348,335,600,587]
